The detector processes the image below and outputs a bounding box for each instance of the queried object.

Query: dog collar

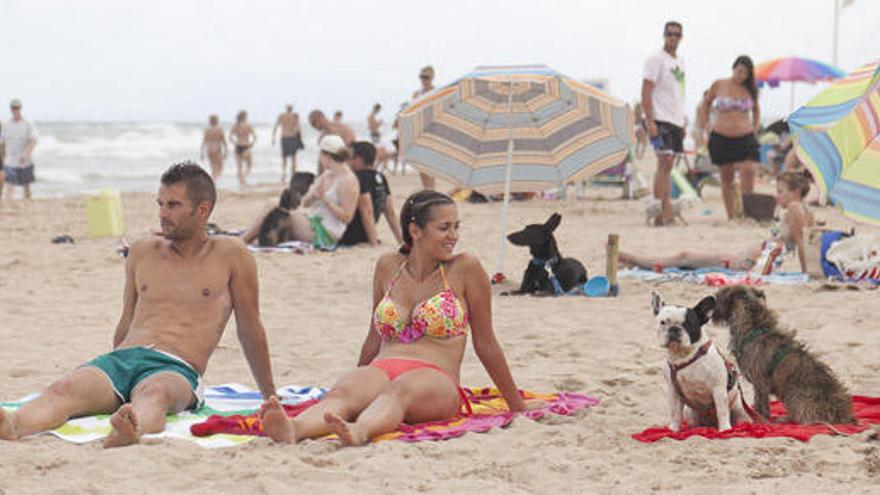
[735,327,791,378]
[734,327,769,360]
[668,340,713,374]
[530,256,563,295]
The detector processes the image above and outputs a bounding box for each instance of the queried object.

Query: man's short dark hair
[352,141,377,167]
[664,21,682,33]
[161,162,217,213]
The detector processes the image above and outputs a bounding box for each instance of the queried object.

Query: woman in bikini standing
[229,110,257,187]
[697,55,761,220]
[260,190,533,445]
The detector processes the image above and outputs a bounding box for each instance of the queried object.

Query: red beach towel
[632,395,880,443]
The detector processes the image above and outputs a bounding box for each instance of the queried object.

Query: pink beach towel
[190,387,599,443]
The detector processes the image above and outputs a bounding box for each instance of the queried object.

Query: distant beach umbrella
[790,60,880,225]
[755,57,847,112]
[397,64,633,276]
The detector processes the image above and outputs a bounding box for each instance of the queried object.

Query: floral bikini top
[373,262,470,343]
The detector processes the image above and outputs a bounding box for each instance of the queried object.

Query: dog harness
[668,341,738,415]
[530,256,564,295]
[734,327,792,378]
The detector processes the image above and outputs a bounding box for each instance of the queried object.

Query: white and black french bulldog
[652,291,750,432]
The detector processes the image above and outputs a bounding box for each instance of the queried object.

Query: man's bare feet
[103,404,141,448]
[324,411,368,446]
[259,396,296,444]
[0,408,19,441]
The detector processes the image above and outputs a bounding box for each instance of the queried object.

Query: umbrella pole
[495,83,515,279]
[789,83,796,114]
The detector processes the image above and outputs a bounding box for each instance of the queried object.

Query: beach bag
[825,234,880,282]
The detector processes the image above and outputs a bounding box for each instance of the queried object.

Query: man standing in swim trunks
[272,104,304,183]
[367,103,383,145]
[229,110,257,187]
[0,163,277,448]
[308,110,355,174]
[200,114,228,181]
[1,99,38,200]
[641,21,686,226]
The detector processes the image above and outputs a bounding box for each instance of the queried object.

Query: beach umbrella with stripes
[398,64,633,276]
[790,60,880,225]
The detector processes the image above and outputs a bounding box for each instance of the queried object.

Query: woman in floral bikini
[260,190,535,445]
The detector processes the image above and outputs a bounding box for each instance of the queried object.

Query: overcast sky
[2,0,878,123]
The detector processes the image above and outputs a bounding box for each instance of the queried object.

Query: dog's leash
[530,257,564,296]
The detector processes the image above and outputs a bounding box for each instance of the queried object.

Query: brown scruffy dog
[712,286,853,424]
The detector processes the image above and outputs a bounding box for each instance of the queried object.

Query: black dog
[505,213,587,295]
[258,189,298,247]
[289,171,315,199]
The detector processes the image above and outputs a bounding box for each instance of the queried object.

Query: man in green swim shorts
[0,162,277,448]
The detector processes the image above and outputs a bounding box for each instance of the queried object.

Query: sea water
[24,120,387,197]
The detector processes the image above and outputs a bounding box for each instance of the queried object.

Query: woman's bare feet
[324,411,368,446]
[103,404,141,448]
[259,396,296,444]
[0,408,20,441]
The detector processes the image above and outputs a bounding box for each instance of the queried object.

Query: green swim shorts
[84,346,204,409]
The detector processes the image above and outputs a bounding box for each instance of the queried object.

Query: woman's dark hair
[779,170,812,198]
[258,189,297,246]
[398,190,455,254]
[733,55,759,103]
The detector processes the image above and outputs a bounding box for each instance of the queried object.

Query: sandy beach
[1,155,879,494]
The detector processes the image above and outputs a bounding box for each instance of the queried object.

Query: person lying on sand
[0,163,276,448]
[619,171,815,274]
[259,190,538,446]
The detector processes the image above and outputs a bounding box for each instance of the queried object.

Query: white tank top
[310,173,348,240]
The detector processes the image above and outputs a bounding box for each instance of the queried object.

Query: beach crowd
[0,19,869,453]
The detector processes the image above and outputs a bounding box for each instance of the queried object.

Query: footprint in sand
[864,447,880,476]
[554,377,586,391]
[600,377,634,388]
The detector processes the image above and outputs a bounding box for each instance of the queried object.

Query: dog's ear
[693,296,715,325]
[712,287,733,322]
[544,213,561,233]
[651,291,664,316]
[752,288,766,302]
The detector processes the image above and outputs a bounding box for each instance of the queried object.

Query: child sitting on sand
[619,171,815,273]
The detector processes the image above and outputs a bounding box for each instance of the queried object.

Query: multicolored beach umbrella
[755,57,846,112]
[398,64,633,275]
[790,60,880,225]
[756,57,846,87]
